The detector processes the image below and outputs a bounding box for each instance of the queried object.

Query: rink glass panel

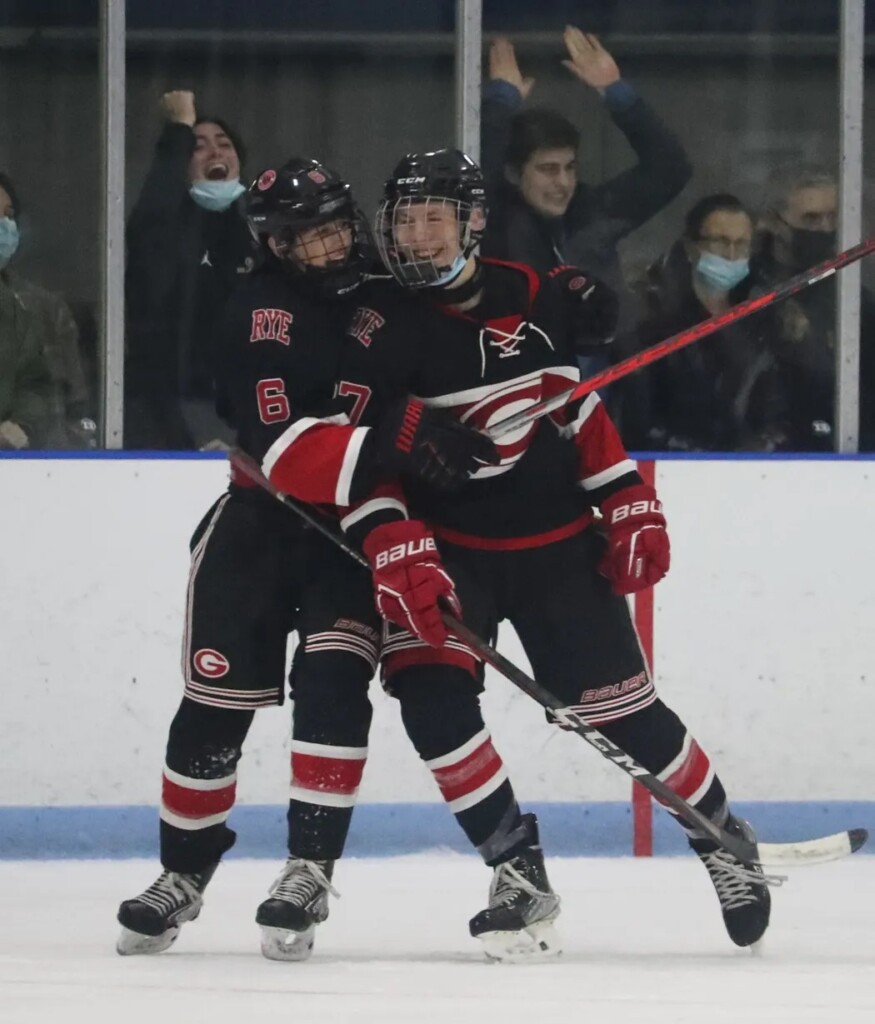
[481,0,867,453]
[120,1,457,450]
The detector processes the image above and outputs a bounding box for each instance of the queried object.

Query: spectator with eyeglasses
[750,165,875,451]
[616,194,785,452]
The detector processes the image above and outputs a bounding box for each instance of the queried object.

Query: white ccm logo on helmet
[396,177,427,185]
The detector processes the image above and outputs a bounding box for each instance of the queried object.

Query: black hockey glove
[548,266,619,353]
[373,397,499,490]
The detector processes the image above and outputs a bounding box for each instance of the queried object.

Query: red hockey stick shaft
[486,238,875,440]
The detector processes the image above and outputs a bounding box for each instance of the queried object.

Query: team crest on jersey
[438,366,577,479]
[193,648,230,678]
[347,306,386,348]
[250,308,293,345]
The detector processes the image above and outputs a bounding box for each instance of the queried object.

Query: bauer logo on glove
[598,484,670,595]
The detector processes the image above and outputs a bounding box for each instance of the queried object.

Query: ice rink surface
[2,854,873,1024]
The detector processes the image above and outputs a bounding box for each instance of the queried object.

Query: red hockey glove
[372,398,499,490]
[598,484,670,595]
[362,519,461,647]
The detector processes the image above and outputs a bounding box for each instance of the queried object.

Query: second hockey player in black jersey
[264,149,775,955]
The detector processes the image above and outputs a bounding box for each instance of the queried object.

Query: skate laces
[699,849,785,909]
[135,871,202,915]
[269,859,340,905]
[489,860,552,909]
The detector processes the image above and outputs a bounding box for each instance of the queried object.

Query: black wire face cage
[273,203,371,298]
[374,195,482,288]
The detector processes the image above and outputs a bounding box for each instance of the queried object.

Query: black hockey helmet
[246,157,370,297]
[375,148,488,288]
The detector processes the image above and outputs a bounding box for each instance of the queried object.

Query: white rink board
[0,455,873,808]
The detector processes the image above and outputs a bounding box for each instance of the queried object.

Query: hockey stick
[486,238,875,440]
[217,443,867,868]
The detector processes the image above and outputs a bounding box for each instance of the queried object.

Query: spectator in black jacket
[125,90,256,449]
[618,194,786,452]
[481,28,692,338]
[751,165,875,451]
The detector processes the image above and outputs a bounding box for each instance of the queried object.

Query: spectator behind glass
[751,165,875,450]
[480,28,692,335]
[618,194,786,452]
[125,90,256,449]
[0,176,55,449]
[0,172,95,449]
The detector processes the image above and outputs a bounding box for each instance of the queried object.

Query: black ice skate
[116,863,218,955]
[469,814,561,962]
[256,857,338,962]
[691,816,777,948]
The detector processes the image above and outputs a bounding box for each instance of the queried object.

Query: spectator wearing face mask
[125,90,256,449]
[617,194,786,452]
[0,171,95,449]
[481,29,692,337]
[0,174,55,450]
[751,165,875,450]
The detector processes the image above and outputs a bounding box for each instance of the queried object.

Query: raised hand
[561,27,621,92]
[488,37,535,100]
[161,90,197,127]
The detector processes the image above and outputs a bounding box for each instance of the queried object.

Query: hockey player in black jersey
[265,149,774,955]
[115,158,493,961]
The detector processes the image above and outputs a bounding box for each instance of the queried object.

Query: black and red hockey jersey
[216,260,358,481]
[264,259,642,548]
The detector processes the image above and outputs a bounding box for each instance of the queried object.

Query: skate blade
[260,924,316,962]
[116,925,180,956]
[478,921,562,963]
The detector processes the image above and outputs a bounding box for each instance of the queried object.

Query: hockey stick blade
[486,238,875,440]
[755,828,868,868]
[223,447,868,868]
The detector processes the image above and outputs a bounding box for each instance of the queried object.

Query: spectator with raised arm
[125,90,256,449]
[481,28,692,334]
[0,172,94,449]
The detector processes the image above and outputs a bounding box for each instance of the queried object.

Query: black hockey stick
[216,443,867,868]
[486,238,875,440]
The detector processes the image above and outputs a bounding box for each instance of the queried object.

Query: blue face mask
[424,253,468,287]
[0,216,20,265]
[189,178,245,212]
[696,251,749,292]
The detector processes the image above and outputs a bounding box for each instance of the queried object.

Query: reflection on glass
[478,0,857,452]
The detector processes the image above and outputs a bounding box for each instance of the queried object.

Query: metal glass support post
[455,0,482,163]
[836,0,864,452]
[99,0,126,448]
